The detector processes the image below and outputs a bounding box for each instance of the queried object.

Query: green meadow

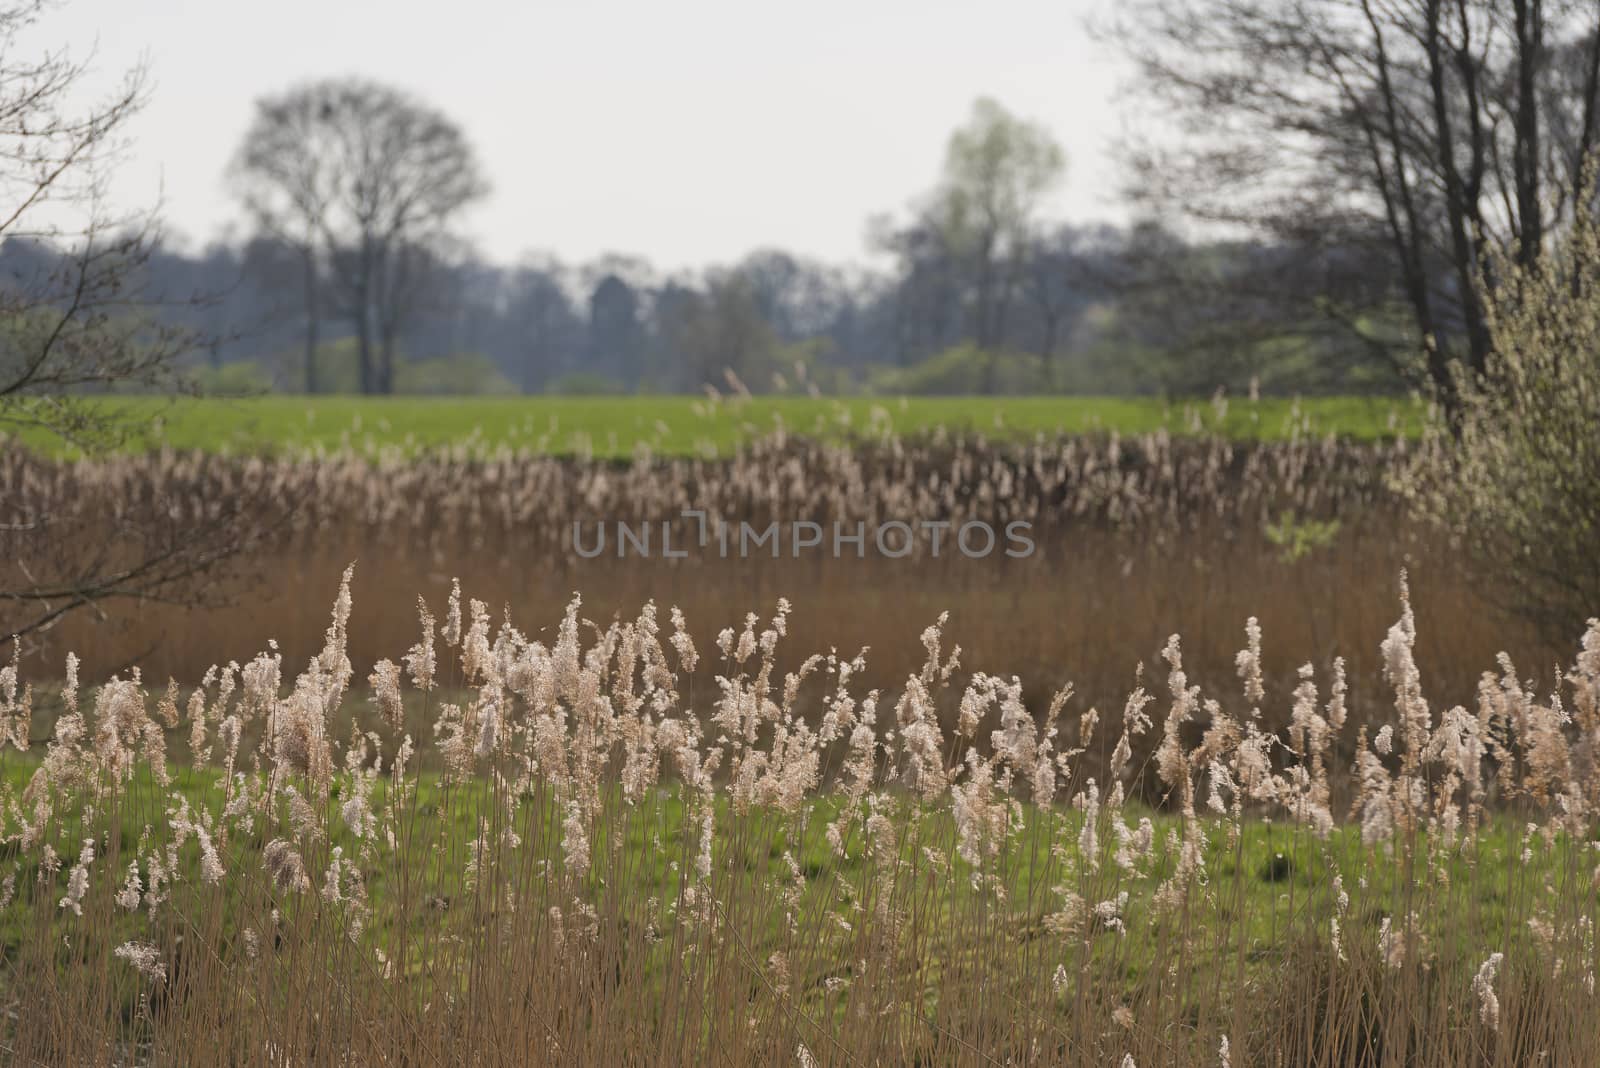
[6,393,1426,458]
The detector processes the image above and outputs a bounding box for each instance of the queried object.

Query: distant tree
[649,281,704,390]
[869,212,968,367]
[1100,221,1411,396]
[586,274,645,388]
[229,79,488,394]
[731,250,834,340]
[661,270,780,389]
[396,247,500,381]
[818,268,890,377]
[507,258,582,393]
[1019,225,1104,380]
[1110,0,1600,418]
[934,98,1065,388]
[139,241,251,376]
[874,98,1065,390]
[230,234,339,389]
[734,251,805,341]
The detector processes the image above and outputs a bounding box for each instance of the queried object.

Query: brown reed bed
[3,433,1553,758]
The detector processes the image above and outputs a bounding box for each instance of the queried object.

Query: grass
[4,393,1428,457]
[0,746,1560,992]
[2,570,1596,1064]
[8,403,1591,1064]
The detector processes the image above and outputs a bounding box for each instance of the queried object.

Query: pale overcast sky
[45,0,1125,271]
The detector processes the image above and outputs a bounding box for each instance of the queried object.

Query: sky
[44,0,1126,272]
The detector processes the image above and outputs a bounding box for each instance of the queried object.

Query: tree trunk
[1422,0,1490,410]
[974,259,995,351]
[355,294,374,395]
[525,302,544,394]
[378,323,397,395]
[1513,0,1545,270]
[302,247,319,395]
[1359,0,1452,418]
[1041,312,1059,388]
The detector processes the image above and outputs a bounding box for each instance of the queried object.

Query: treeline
[0,220,1413,399]
[12,0,1600,404]
[0,82,1435,399]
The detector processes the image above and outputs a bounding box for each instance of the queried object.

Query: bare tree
[1021,226,1108,380]
[0,0,277,650]
[874,98,1066,391]
[0,2,177,443]
[869,211,968,367]
[507,256,581,393]
[226,95,331,395]
[663,269,781,388]
[229,79,488,394]
[1109,0,1600,416]
[937,99,1065,382]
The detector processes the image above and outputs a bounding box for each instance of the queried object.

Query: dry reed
[1,567,1596,1066]
[5,433,1549,748]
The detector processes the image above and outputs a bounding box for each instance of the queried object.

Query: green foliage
[869,346,1050,395]
[1087,303,1413,399]
[396,353,517,396]
[188,360,274,395]
[546,371,628,395]
[1264,511,1342,563]
[936,97,1066,261]
[275,338,362,394]
[270,341,518,397]
[1046,338,1172,394]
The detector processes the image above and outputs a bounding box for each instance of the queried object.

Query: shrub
[188,359,273,395]
[395,352,517,395]
[546,370,629,395]
[868,344,1050,395]
[1401,206,1600,638]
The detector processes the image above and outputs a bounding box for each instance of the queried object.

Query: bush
[1402,207,1600,637]
[269,343,520,395]
[869,344,1050,395]
[546,371,629,395]
[189,359,274,395]
[274,338,361,393]
[396,352,517,395]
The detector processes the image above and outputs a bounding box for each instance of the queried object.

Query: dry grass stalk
[0,568,1595,1065]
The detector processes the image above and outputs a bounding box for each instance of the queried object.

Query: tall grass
[2,568,1596,1065]
[6,433,1552,737]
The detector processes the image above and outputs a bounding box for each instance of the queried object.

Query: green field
[6,393,1427,457]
